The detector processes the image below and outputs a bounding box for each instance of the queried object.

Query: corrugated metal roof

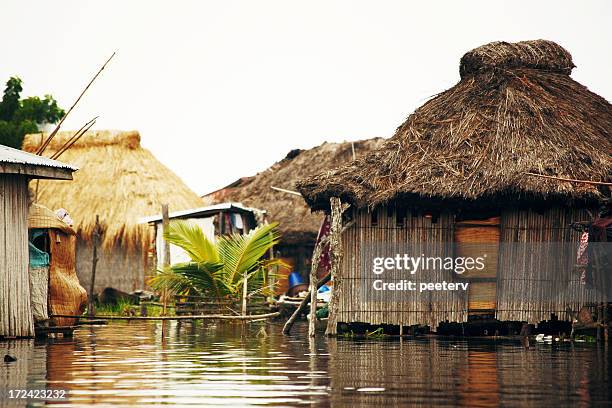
[0,144,78,171]
[140,202,265,224]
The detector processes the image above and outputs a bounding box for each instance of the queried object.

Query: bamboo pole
[88,215,100,317]
[325,197,350,336]
[524,172,612,186]
[51,312,280,321]
[282,221,354,336]
[161,204,171,316]
[282,273,331,335]
[241,213,249,316]
[50,117,97,160]
[270,186,302,196]
[308,239,324,337]
[37,52,116,156]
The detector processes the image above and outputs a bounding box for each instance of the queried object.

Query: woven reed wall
[338,205,594,328]
[0,174,34,337]
[496,207,596,323]
[338,207,467,328]
[49,231,87,327]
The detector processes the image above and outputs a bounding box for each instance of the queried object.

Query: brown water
[1,321,611,407]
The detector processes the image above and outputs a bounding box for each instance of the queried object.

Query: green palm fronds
[148,220,285,302]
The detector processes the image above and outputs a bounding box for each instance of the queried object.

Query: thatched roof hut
[296,40,612,330]
[206,138,385,244]
[23,130,204,292]
[298,40,611,210]
[23,130,204,249]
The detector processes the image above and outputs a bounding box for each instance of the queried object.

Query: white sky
[2,1,610,195]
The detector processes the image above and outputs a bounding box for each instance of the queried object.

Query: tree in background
[0,77,64,148]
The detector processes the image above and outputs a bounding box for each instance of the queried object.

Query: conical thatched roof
[23,130,204,249]
[297,40,612,210]
[205,138,385,244]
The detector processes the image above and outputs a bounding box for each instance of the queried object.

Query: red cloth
[316,215,332,277]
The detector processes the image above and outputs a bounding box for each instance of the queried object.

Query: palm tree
[149,220,284,304]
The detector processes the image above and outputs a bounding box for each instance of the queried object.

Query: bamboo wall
[0,174,34,337]
[338,208,467,328]
[337,205,595,329]
[496,207,596,323]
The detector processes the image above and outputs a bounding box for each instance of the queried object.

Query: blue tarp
[29,229,49,267]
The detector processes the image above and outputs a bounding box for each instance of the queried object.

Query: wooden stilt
[307,241,325,337]
[325,197,350,336]
[241,213,250,316]
[88,215,100,317]
[283,219,354,336]
[282,273,331,336]
[161,204,171,316]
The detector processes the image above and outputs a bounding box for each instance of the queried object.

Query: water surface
[1,321,611,406]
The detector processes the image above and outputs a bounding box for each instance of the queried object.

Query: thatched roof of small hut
[297,40,612,211]
[206,138,385,244]
[23,130,204,249]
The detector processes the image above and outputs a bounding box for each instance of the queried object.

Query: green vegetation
[89,299,174,317]
[0,76,64,148]
[92,299,137,316]
[149,220,284,302]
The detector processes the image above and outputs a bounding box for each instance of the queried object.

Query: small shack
[0,144,76,338]
[22,130,204,294]
[204,139,384,293]
[297,40,612,331]
[28,203,87,328]
[141,202,264,268]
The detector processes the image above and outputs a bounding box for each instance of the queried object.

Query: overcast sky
[2,1,610,195]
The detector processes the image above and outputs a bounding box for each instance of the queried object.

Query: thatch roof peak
[460,39,575,78]
[297,40,611,211]
[23,130,204,250]
[24,130,141,151]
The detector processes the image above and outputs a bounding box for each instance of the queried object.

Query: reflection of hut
[204,139,384,293]
[23,130,204,294]
[0,144,76,337]
[141,202,264,268]
[298,40,612,329]
[28,203,87,328]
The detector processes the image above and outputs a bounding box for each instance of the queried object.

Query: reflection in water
[1,321,611,406]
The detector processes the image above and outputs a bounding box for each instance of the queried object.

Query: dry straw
[23,130,204,251]
[209,138,385,244]
[297,40,612,210]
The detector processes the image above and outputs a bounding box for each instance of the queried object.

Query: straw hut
[28,203,87,327]
[297,40,612,330]
[0,144,76,338]
[204,138,384,292]
[23,130,204,294]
